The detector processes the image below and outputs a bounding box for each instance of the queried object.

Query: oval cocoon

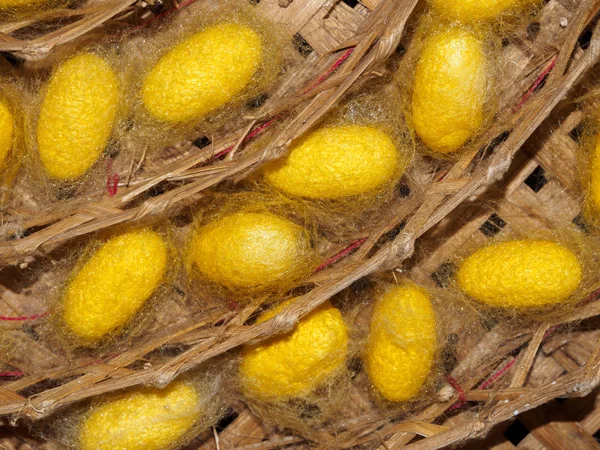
[79,381,202,450]
[0,99,14,170]
[142,23,263,123]
[240,299,348,401]
[457,240,582,308]
[187,212,312,290]
[264,125,401,199]
[430,0,539,22]
[365,283,437,402]
[37,53,119,180]
[411,28,487,154]
[62,229,167,343]
[587,136,600,219]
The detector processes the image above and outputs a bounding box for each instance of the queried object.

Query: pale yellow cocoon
[187,212,312,290]
[264,125,401,199]
[0,99,13,170]
[142,23,263,123]
[457,239,582,308]
[365,283,437,402]
[37,53,119,180]
[412,28,487,154]
[79,381,202,450]
[62,229,167,344]
[239,299,348,401]
[430,0,540,23]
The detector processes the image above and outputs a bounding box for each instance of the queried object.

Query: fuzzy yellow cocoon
[62,229,167,344]
[0,0,45,8]
[79,381,202,450]
[457,239,582,308]
[264,125,401,199]
[430,0,539,22]
[37,53,119,181]
[239,299,348,401]
[365,283,437,402]
[187,212,312,290]
[588,136,600,218]
[0,100,13,170]
[412,27,487,154]
[142,23,263,123]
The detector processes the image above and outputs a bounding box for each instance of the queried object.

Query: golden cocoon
[79,380,202,450]
[142,23,263,123]
[37,53,119,180]
[187,212,313,291]
[586,135,600,222]
[264,125,403,199]
[411,27,488,154]
[239,299,348,401]
[61,229,167,344]
[429,0,539,23]
[457,239,582,308]
[0,99,14,170]
[365,283,437,402]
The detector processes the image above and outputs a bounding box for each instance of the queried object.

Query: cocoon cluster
[239,299,348,401]
[365,283,437,402]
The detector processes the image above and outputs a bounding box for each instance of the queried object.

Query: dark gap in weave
[342,0,359,8]
[573,213,590,233]
[0,52,22,68]
[568,122,584,142]
[292,33,314,57]
[246,92,269,109]
[215,408,239,432]
[442,333,459,373]
[479,213,507,237]
[524,166,548,193]
[193,136,211,149]
[526,22,541,41]
[503,419,530,445]
[397,184,411,198]
[347,357,363,379]
[430,261,456,289]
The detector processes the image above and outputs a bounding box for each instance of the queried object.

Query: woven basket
[2,0,600,449]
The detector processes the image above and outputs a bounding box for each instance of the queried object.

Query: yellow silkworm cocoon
[588,136,600,218]
[457,240,582,308]
[365,283,437,402]
[142,23,263,123]
[37,53,119,180]
[264,125,401,199]
[62,229,167,344]
[0,0,44,8]
[79,381,202,450]
[187,212,312,290]
[0,99,13,170]
[412,28,487,154]
[239,299,348,401]
[430,0,539,23]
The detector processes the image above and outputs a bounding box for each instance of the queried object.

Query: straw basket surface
[2,0,600,448]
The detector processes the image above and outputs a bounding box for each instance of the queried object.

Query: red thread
[0,312,48,322]
[445,375,467,411]
[479,359,516,390]
[0,371,24,377]
[214,118,278,159]
[513,57,557,112]
[315,238,367,272]
[303,47,355,94]
[106,159,119,197]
